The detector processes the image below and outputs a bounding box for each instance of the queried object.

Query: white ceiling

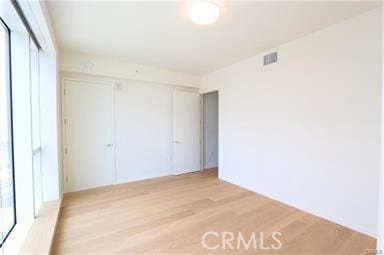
[47,1,382,75]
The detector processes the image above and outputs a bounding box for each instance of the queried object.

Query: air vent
[263,52,278,65]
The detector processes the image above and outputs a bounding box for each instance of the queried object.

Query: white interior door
[115,81,172,183]
[173,91,201,175]
[64,80,114,192]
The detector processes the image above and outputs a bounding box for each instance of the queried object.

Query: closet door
[115,81,172,183]
[64,80,114,192]
[173,91,201,175]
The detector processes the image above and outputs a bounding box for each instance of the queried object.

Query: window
[0,18,16,245]
[30,38,42,216]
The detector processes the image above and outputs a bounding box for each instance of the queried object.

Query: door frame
[201,90,219,171]
[61,76,116,193]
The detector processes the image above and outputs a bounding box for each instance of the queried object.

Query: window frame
[0,17,17,247]
[30,37,43,216]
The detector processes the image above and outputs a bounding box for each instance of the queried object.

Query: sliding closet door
[115,81,172,183]
[64,80,114,192]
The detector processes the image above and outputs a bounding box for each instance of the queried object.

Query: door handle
[174,141,181,144]
[105,144,113,147]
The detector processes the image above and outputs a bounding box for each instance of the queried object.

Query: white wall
[40,50,61,201]
[38,0,63,201]
[202,8,382,237]
[60,52,201,88]
[203,91,218,169]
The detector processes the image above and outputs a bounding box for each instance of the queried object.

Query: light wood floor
[52,169,375,254]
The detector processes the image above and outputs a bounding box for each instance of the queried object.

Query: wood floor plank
[52,169,375,254]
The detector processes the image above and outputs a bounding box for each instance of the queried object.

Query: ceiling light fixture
[188,1,219,25]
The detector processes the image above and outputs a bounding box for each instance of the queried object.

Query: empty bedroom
[0,0,383,254]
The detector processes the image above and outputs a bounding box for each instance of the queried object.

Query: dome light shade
[188,1,219,25]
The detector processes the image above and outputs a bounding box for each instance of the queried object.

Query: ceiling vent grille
[263,52,278,66]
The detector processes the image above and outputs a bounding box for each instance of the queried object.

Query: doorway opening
[202,91,218,176]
